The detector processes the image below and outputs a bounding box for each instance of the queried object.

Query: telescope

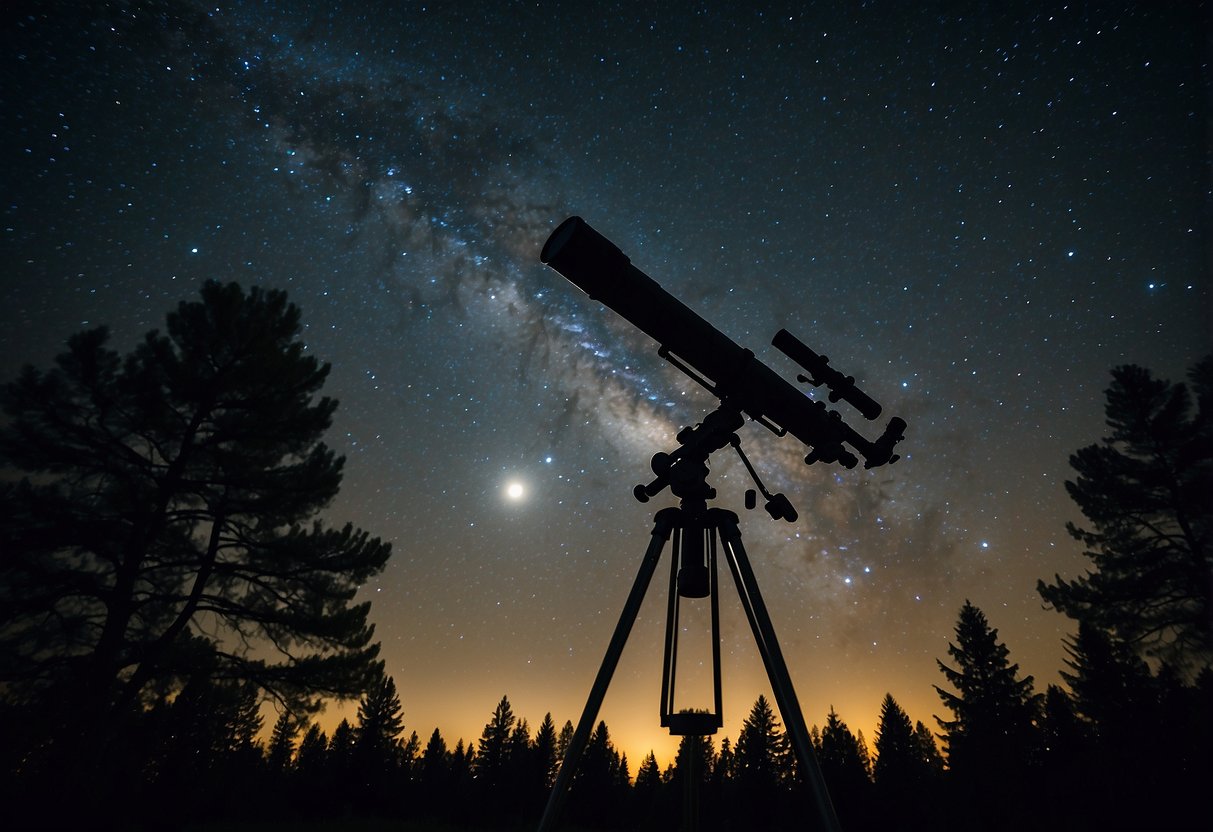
[541,216,905,470]
[536,217,907,832]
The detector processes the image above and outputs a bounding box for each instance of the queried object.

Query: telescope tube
[541,217,903,469]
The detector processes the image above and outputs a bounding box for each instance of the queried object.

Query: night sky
[3,2,1208,767]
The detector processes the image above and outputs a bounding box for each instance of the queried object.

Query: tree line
[4,599,1204,832]
[2,282,1208,830]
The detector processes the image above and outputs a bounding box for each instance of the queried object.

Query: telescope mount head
[633,404,801,524]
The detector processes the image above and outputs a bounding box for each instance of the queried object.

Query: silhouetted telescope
[541,216,905,469]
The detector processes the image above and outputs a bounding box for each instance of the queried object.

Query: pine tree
[509,717,532,770]
[873,694,915,792]
[401,729,421,781]
[294,723,328,780]
[449,738,476,818]
[714,736,737,785]
[818,707,871,828]
[175,676,262,761]
[400,727,424,805]
[418,727,450,815]
[673,731,715,788]
[355,673,405,768]
[1060,622,1154,739]
[266,710,300,773]
[524,712,559,822]
[1038,684,1085,761]
[855,729,873,780]
[1037,683,1088,827]
[504,717,533,819]
[671,732,715,831]
[617,752,632,789]
[571,720,625,826]
[636,751,663,791]
[532,712,559,789]
[911,720,943,775]
[475,694,516,808]
[873,695,937,830]
[634,751,663,798]
[631,751,665,829]
[935,601,1041,830]
[328,718,357,793]
[0,281,391,772]
[556,719,574,765]
[151,675,264,816]
[291,723,331,815]
[735,694,786,793]
[1038,356,1212,672]
[421,726,449,777]
[1058,622,1169,826]
[936,601,1040,769]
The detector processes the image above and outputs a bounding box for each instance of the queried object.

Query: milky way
[4,1,1207,763]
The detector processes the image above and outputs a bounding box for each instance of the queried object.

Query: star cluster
[3,1,1207,764]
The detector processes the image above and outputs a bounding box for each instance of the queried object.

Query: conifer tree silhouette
[1039,356,1212,672]
[935,601,1040,830]
[353,673,405,808]
[266,710,300,774]
[873,694,938,830]
[0,281,391,803]
[475,694,517,806]
[818,707,872,829]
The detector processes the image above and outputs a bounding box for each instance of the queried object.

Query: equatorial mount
[633,404,800,523]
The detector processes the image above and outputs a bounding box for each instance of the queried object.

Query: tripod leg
[537,507,678,832]
[714,510,843,832]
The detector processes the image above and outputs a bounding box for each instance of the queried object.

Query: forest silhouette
[1,282,1209,831]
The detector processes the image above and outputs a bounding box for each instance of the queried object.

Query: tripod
[536,407,843,832]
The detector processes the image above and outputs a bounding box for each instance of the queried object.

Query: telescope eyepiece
[863,417,906,469]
